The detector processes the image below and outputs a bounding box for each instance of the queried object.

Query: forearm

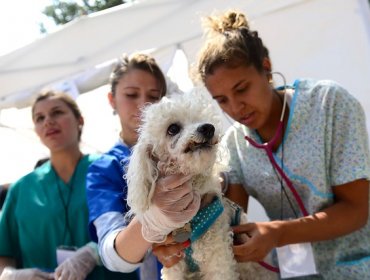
[93,212,146,272]
[115,217,152,263]
[275,190,368,246]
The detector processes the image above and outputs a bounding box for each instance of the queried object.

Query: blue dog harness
[184,196,242,272]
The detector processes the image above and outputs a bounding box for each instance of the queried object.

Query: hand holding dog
[152,235,191,268]
[232,222,279,262]
[141,173,201,243]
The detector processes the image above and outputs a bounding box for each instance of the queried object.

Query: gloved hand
[141,173,201,243]
[54,244,99,280]
[0,267,53,280]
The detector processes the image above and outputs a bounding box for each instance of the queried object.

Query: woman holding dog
[86,53,199,279]
[191,10,370,279]
[0,90,125,279]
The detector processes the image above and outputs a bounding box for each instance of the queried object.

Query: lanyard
[54,160,80,245]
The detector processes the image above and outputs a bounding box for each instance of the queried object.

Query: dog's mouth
[183,139,218,153]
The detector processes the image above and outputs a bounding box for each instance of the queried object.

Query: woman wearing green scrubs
[0,90,137,280]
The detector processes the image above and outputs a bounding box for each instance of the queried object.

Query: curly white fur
[126,88,277,280]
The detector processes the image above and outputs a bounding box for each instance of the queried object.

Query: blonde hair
[196,10,270,82]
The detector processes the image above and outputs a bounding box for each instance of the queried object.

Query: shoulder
[7,165,50,195]
[222,122,249,150]
[103,143,132,161]
[87,144,132,176]
[294,78,364,114]
[84,153,102,163]
[295,78,357,102]
[20,161,53,184]
[106,142,132,161]
[223,122,246,140]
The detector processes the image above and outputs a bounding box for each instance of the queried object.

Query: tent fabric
[1,0,369,109]
[0,0,369,108]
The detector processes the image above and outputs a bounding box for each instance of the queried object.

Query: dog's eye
[167,123,181,136]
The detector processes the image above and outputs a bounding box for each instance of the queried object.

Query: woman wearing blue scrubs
[192,10,369,279]
[86,53,198,279]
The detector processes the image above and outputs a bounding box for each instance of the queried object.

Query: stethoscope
[240,73,309,274]
[221,73,310,273]
[243,72,308,216]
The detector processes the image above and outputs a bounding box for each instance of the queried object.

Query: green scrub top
[0,154,137,280]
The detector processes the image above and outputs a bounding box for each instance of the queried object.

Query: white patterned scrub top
[223,78,370,279]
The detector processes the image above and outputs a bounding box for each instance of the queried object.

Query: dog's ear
[126,142,159,215]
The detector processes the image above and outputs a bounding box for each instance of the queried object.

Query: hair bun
[204,10,249,34]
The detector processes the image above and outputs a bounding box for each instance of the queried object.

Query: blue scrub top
[87,143,131,242]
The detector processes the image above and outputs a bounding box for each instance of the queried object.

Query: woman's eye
[35,116,44,123]
[167,123,181,136]
[51,110,64,117]
[214,97,227,105]
[236,83,250,94]
[126,93,138,99]
[149,95,160,102]
[236,87,246,94]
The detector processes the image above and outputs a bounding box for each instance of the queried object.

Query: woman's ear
[78,116,84,127]
[77,116,84,138]
[262,58,272,82]
[262,57,272,73]
[108,92,116,110]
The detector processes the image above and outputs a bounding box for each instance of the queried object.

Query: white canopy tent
[1,0,370,110]
[1,0,370,197]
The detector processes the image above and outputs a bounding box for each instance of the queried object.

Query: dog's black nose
[197,123,215,140]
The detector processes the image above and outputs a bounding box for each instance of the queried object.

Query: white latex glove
[0,267,53,280]
[54,244,98,280]
[141,173,201,243]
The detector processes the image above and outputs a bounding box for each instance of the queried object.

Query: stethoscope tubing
[244,87,309,216]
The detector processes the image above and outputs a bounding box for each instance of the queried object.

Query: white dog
[126,89,277,280]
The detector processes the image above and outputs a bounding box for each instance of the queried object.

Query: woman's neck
[50,147,83,183]
[120,131,137,147]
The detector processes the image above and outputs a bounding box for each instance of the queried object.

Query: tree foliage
[41,0,128,31]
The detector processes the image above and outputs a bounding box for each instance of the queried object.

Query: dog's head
[126,88,228,214]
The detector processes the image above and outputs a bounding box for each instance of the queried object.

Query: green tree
[41,0,129,33]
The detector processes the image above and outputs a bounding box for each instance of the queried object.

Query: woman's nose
[44,115,55,126]
[139,96,153,108]
[229,98,245,116]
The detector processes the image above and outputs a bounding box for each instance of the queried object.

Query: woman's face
[109,69,162,144]
[205,64,274,131]
[33,97,82,153]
